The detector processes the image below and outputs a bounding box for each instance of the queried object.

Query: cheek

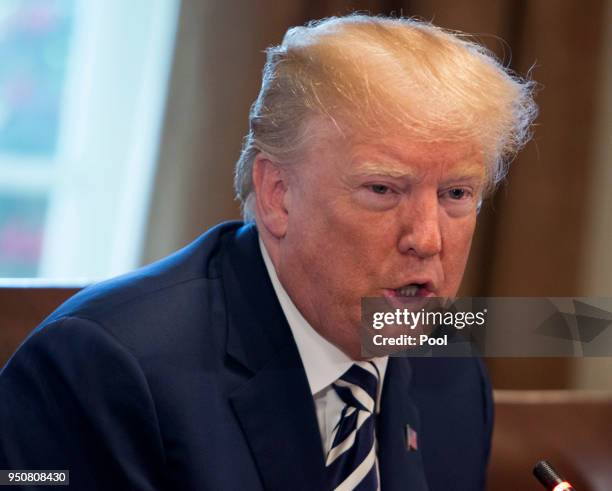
[304,194,375,251]
[325,211,392,278]
[288,180,396,294]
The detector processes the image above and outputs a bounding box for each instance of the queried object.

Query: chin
[338,337,363,361]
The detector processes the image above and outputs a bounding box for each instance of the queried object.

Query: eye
[445,187,472,200]
[439,186,479,216]
[369,184,391,195]
[356,183,400,211]
[449,188,466,199]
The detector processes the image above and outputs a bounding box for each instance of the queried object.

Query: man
[0,15,535,490]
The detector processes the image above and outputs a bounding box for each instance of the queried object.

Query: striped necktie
[325,361,380,491]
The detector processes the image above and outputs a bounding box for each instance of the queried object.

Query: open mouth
[385,283,433,298]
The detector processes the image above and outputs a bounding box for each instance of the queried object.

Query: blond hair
[234,15,537,220]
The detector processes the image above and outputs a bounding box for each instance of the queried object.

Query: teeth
[397,284,420,297]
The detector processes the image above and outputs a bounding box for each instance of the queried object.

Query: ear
[252,153,289,239]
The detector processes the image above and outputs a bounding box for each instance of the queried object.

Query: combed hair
[234,15,537,221]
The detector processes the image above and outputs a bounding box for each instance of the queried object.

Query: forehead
[296,116,487,182]
[347,139,486,179]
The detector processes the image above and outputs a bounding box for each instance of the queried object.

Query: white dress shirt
[259,238,388,454]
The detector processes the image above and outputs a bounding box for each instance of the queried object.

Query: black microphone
[533,460,576,490]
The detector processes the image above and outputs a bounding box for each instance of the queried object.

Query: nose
[397,194,442,258]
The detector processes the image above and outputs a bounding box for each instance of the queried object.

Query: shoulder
[44,221,244,324]
[29,221,246,357]
[0,221,252,482]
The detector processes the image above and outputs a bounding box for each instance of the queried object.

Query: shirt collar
[258,237,388,399]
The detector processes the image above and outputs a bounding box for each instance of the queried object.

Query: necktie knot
[333,361,380,414]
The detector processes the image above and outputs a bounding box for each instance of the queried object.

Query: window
[0,0,179,280]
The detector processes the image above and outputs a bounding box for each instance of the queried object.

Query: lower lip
[383,288,435,298]
[381,288,436,310]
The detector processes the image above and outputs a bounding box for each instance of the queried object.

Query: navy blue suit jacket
[0,222,493,490]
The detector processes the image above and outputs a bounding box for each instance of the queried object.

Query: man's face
[276,121,485,359]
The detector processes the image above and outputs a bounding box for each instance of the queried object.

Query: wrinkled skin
[255,120,485,359]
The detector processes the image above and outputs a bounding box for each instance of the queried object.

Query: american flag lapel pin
[405,424,418,451]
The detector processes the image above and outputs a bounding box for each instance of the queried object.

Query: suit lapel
[221,224,326,490]
[229,347,326,490]
[378,357,429,491]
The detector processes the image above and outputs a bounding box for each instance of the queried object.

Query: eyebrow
[441,165,487,185]
[353,161,485,182]
[352,162,420,179]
